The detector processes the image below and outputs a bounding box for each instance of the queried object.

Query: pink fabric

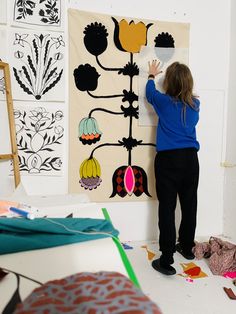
[193,237,236,275]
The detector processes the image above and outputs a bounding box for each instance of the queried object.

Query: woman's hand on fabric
[148,60,162,77]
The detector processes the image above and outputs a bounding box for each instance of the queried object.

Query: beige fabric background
[68,9,189,202]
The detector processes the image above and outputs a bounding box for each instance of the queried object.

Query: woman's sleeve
[145,79,167,111]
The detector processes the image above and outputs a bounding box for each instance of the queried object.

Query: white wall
[0,0,232,241]
[223,0,236,241]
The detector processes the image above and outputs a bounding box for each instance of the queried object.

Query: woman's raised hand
[148,60,162,77]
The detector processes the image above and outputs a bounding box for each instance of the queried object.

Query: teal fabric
[0,218,119,255]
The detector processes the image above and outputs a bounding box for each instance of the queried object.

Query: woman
[146,60,200,275]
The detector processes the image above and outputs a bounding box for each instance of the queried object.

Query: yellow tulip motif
[79,157,102,190]
[112,17,152,53]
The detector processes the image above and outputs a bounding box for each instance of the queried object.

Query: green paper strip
[102,207,141,288]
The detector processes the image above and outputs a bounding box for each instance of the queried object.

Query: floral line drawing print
[14,106,64,174]
[73,16,176,198]
[0,76,5,94]
[14,0,61,26]
[12,32,64,100]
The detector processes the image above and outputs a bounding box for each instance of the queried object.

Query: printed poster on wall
[0,0,7,24]
[68,9,189,202]
[8,29,65,102]
[9,0,65,31]
[0,28,7,101]
[13,103,65,176]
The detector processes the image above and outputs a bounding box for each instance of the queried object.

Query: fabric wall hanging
[68,9,189,202]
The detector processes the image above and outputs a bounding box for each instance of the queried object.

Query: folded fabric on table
[0,217,119,254]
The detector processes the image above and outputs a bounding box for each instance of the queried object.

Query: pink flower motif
[110,165,151,198]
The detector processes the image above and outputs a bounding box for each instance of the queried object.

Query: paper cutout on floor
[13,104,64,176]
[141,245,156,261]
[223,287,236,300]
[223,271,236,279]
[122,243,133,250]
[9,29,65,101]
[178,262,208,279]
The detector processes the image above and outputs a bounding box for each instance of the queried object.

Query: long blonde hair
[163,62,197,109]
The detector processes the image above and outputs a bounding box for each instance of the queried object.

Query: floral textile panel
[68,9,189,201]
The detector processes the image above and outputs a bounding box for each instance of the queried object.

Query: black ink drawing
[0,75,5,94]
[0,0,7,24]
[13,0,61,27]
[14,106,64,174]
[12,32,65,100]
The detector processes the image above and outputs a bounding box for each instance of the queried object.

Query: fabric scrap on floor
[193,237,236,275]
[178,262,208,279]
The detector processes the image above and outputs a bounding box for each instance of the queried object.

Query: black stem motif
[89,143,123,159]
[138,143,156,147]
[88,108,124,118]
[96,55,123,72]
[128,53,134,165]
[87,90,123,99]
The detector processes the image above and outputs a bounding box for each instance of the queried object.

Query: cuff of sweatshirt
[148,74,155,79]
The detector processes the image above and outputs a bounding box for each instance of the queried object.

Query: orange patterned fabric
[14,271,162,314]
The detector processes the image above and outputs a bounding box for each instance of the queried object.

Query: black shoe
[176,243,195,260]
[152,258,176,275]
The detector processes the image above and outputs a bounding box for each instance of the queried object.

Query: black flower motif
[118,62,139,77]
[120,104,139,119]
[74,64,100,91]
[83,22,108,56]
[154,32,175,47]
[122,90,138,105]
[110,165,151,198]
[118,137,142,151]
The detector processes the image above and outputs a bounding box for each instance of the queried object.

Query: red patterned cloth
[14,271,162,314]
[193,236,236,275]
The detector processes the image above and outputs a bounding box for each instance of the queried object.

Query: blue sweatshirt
[146,79,200,152]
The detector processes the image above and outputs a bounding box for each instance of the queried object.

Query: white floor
[124,240,236,314]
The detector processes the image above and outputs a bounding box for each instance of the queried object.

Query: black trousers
[154,148,199,264]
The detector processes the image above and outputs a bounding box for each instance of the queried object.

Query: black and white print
[0,28,7,101]
[11,0,64,29]
[0,0,7,24]
[9,30,65,101]
[13,103,64,176]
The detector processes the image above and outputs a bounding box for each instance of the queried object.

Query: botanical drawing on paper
[0,28,7,99]
[14,106,64,175]
[11,31,65,101]
[13,0,62,27]
[0,76,5,95]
